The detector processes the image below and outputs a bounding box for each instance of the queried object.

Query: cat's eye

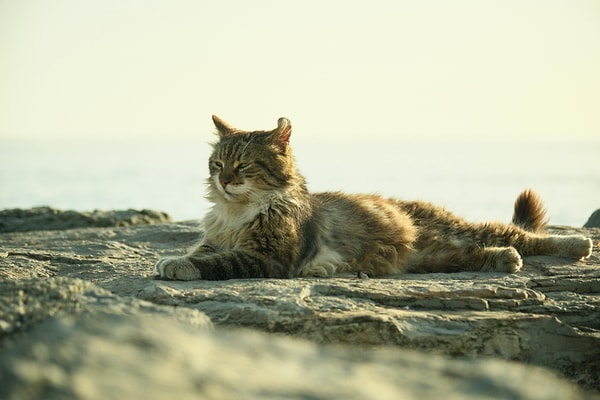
[237,163,250,171]
[213,161,223,169]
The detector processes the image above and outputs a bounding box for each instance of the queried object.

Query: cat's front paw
[155,256,201,280]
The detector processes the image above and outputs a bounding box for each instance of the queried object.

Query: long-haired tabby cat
[156,116,593,280]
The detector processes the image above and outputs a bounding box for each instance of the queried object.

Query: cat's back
[393,199,468,227]
[311,191,417,243]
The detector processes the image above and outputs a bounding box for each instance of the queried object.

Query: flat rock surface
[1,209,600,398]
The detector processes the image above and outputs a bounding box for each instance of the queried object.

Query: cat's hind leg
[478,246,523,273]
[560,235,593,259]
[529,234,593,260]
[474,234,592,273]
[406,242,523,273]
[428,234,593,273]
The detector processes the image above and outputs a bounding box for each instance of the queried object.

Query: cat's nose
[219,170,235,189]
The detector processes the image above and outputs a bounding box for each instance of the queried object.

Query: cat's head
[207,115,301,203]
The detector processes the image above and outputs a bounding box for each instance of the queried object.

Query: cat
[155,116,593,280]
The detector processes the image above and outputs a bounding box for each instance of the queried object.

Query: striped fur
[155,116,593,280]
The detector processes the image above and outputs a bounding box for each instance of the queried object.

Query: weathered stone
[584,209,600,228]
[0,206,171,233]
[0,277,211,339]
[1,208,600,395]
[0,313,595,400]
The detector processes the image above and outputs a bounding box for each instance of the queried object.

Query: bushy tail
[512,189,548,232]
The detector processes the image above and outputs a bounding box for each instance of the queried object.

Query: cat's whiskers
[215,177,272,205]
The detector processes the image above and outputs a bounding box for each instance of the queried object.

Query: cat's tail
[512,189,548,232]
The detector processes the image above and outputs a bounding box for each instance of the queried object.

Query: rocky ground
[1,207,599,399]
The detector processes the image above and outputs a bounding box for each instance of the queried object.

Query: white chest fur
[201,201,264,249]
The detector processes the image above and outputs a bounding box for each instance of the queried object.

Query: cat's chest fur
[202,201,262,249]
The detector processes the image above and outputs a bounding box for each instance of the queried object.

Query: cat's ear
[212,115,236,137]
[270,117,292,151]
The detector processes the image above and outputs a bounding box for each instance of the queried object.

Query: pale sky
[1,0,599,140]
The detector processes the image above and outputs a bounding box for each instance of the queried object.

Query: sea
[1,137,598,227]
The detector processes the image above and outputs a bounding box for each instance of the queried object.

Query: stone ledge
[1,210,599,396]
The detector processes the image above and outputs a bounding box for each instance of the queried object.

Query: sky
[1,0,599,141]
